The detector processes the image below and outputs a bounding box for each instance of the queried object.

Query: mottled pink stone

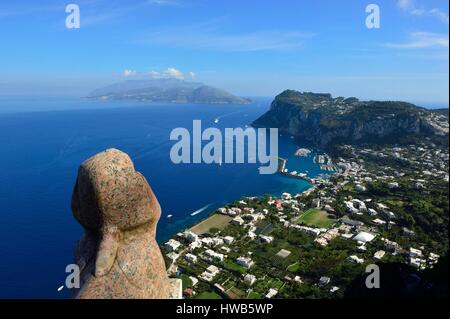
[71,148,177,299]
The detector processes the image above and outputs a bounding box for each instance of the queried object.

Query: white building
[200,265,220,282]
[201,237,215,247]
[319,276,330,286]
[183,231,199,243]
[164,239,181,252]
[232,216,245,226]
[212,238,224,247]
[349,255,364,264]
[373,218,386,225]
[259,235,274,243]
[223,236,235,245]
[247,231,257,240]
[409,247,423,258]
[374,250,386,260]
[205,249,224,261]
[388,182,399,189]
[189,276,199,287]
[185,253,198,263]
[188,240,202,251]
[281,193,292,200]
[265,288,278,299]
[243,274,257,286]
[410,257,421,269]
[236,256,254,269]
[167,252,180,262]
[220,246,231,253]
[330,286,340,293]
[353,232,376,243]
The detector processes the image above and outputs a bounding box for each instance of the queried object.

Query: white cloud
[163,67,184,79]
[188,71,196,79]
[123,69,137,77]
[385,32,449,49]
[396,0,449,24]
[147,68,186,79]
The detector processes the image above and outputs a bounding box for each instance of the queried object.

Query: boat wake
[190,203,213,216]
[213,110,245,124]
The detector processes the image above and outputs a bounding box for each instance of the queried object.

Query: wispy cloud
[122,67,195,80]
[137,23,315,52]
[385,32,449,49]
[123,69,138,77]
[396,0,449,24]
[0,0,184,26]
[147,0,180,5]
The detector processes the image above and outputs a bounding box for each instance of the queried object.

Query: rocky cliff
[71,148,181,299]
[253,90,449,149]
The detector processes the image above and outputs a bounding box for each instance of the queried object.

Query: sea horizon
[0,95,448,115]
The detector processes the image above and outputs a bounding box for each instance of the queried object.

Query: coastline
[159,150,330,242]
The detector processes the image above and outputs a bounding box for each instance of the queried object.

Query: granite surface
[71,148,179,299]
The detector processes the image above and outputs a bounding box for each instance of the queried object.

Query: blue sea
[0,97,328,298]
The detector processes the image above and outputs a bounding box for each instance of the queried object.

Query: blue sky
[0,0,448,105]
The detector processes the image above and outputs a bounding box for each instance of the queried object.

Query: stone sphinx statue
[71,148,180,299]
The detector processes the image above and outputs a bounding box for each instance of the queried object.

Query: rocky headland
[253,90,449,149]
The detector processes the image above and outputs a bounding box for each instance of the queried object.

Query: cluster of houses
[332,144,444,270]
[161,140,446,299]
[408,247,440,270]
[218,205,275,243]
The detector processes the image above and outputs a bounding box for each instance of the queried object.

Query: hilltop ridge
[88,79,251,105]
[253,90,449,148]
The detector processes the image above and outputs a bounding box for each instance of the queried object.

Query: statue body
[71,148,177,299]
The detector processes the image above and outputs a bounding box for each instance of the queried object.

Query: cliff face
[71,148,181,299]
[253,90,449,149]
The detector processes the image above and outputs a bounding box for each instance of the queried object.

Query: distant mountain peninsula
[253,90,449,148]
[88,79,251,105]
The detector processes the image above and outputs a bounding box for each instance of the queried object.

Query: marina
[277,157,313,183]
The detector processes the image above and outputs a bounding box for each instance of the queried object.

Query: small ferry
[190,204,211,216]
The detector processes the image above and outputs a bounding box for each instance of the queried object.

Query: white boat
[190,204,211,216]
[214,118,219,124]
[167,214,173,219]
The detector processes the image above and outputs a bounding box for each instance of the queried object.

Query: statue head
[71,148,161,277]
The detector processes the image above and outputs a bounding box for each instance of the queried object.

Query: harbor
[278,149,336,183]
[277,157,314,183]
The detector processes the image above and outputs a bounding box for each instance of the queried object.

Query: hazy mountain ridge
[88,79,251,104]
[253,90,449,148]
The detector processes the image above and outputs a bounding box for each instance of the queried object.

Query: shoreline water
[159,151,334,242]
